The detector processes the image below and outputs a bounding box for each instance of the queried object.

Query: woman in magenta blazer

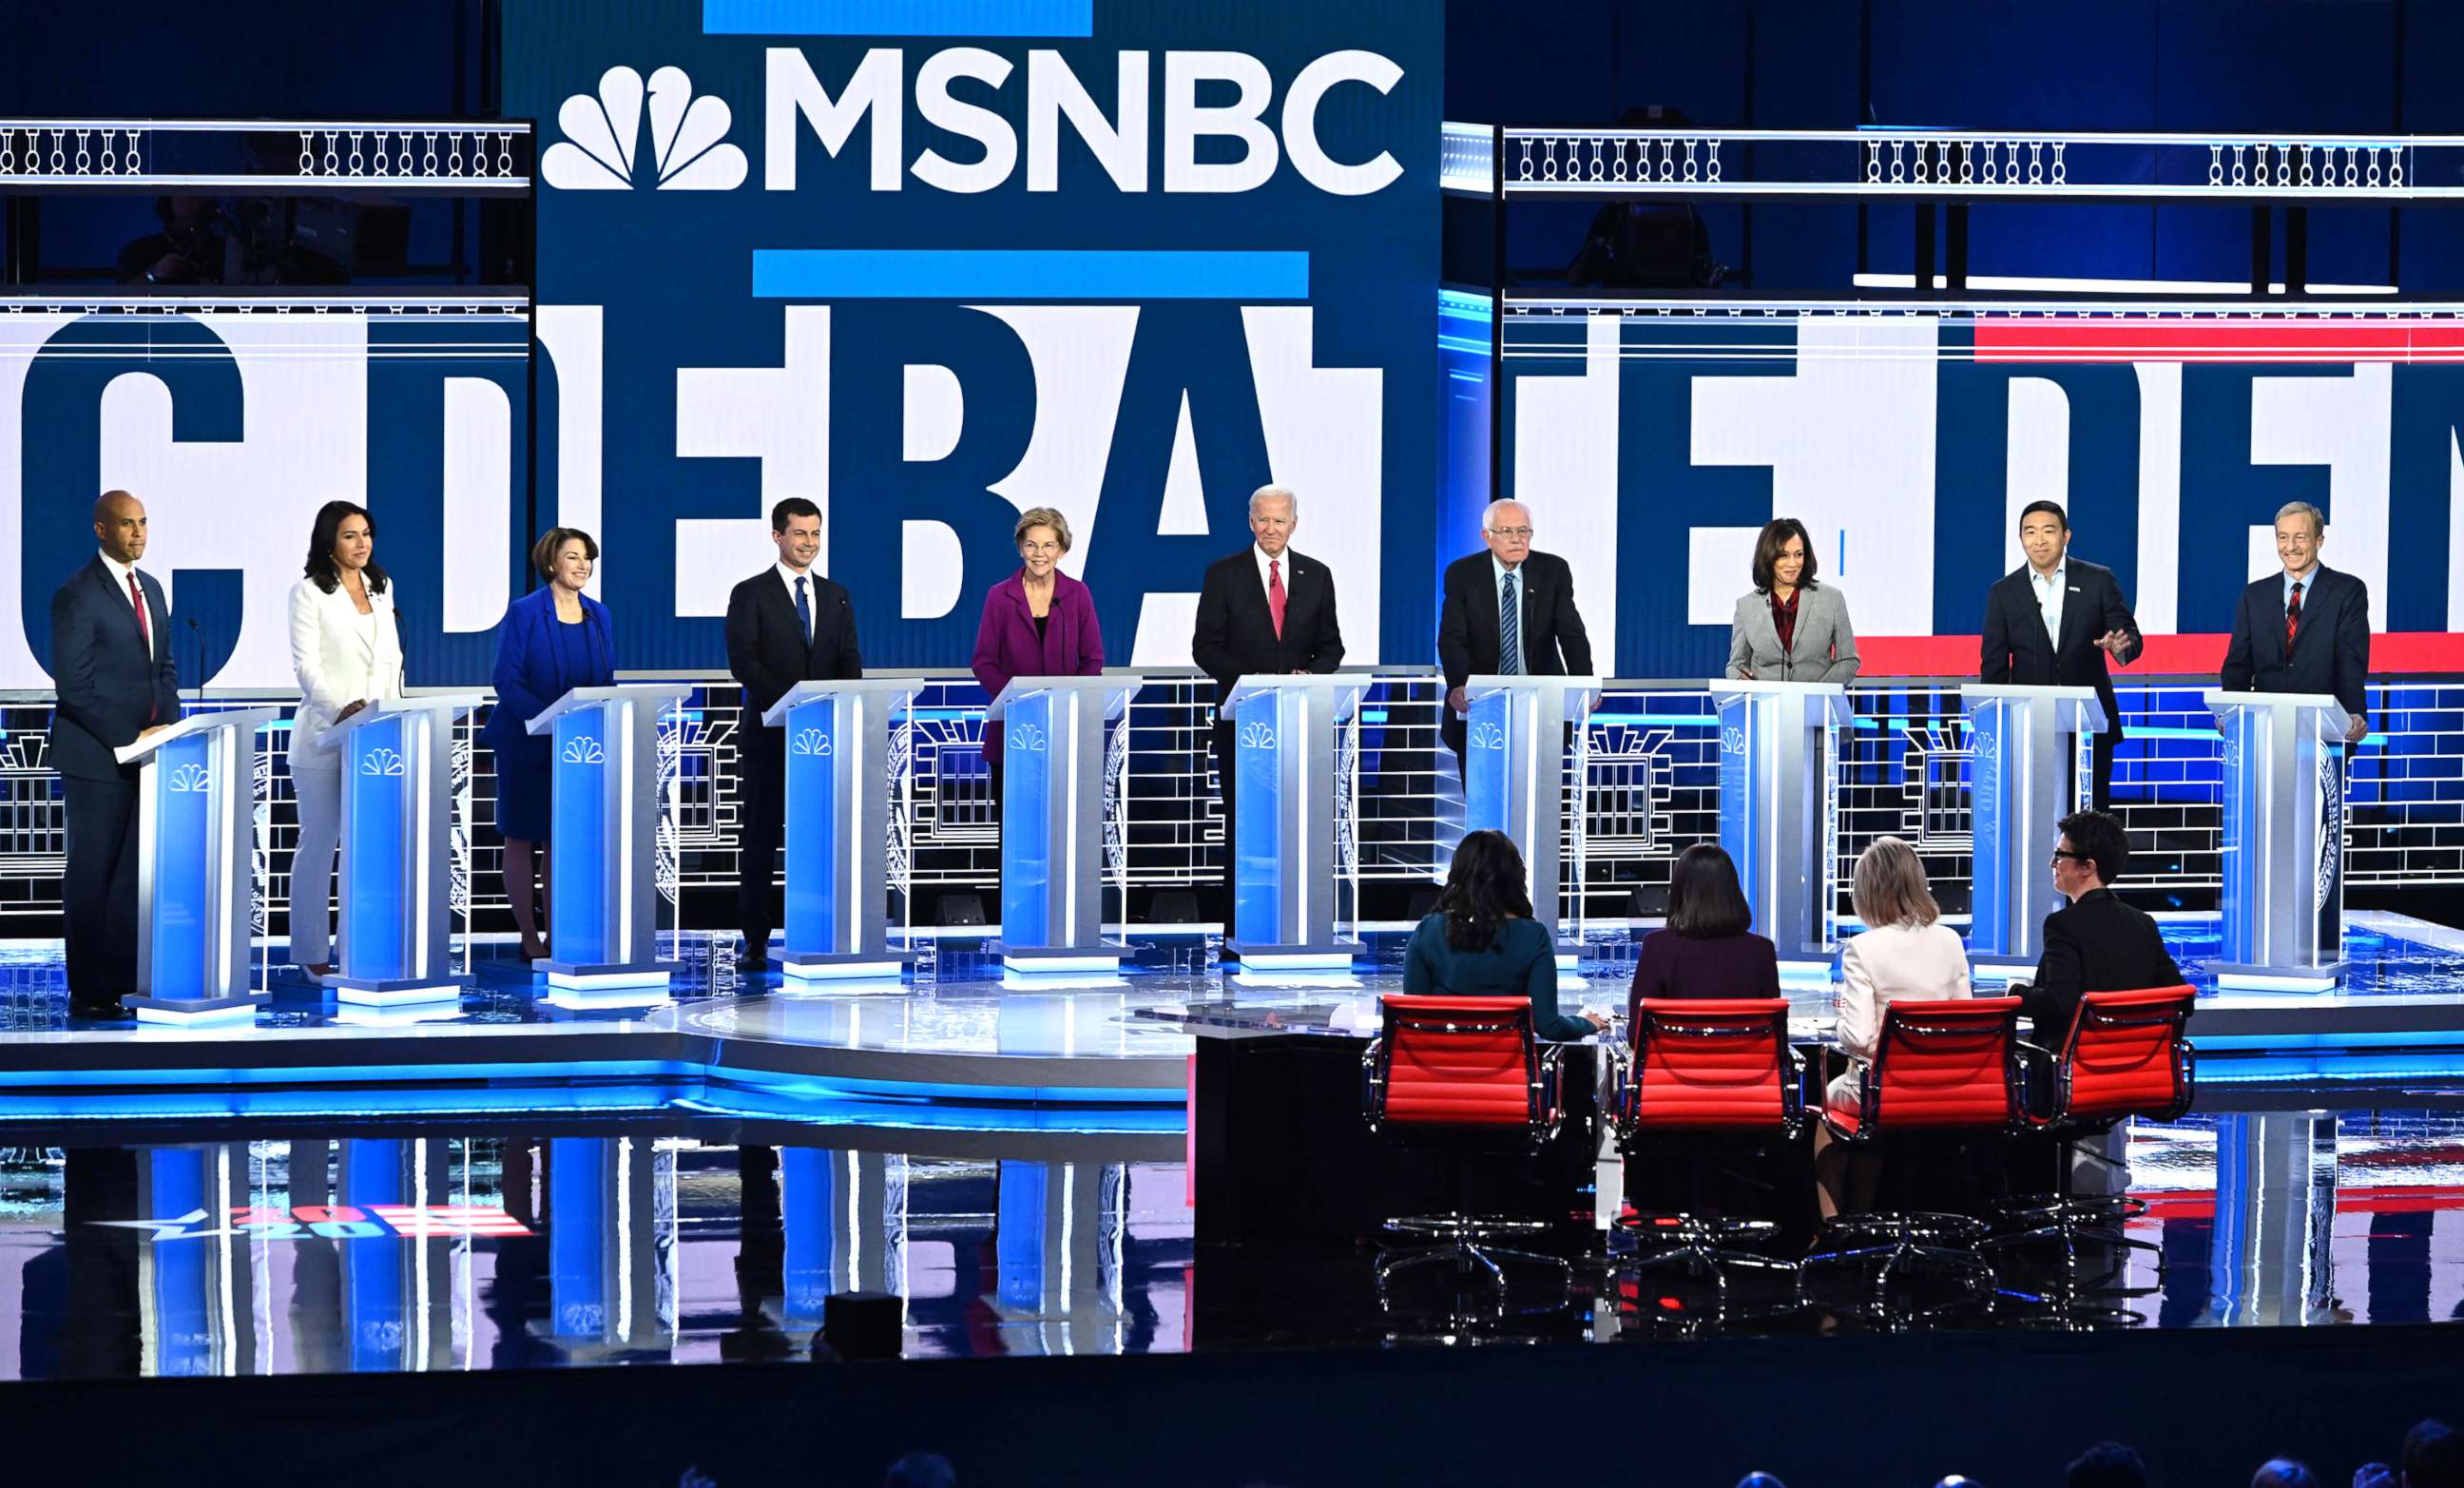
[971,506,1104,798]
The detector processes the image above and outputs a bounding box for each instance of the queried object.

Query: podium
[1963,684,2108,971]
[318,693,486,1005]
[114,708,282,1023]
[761,677,924,983]
[1222,673,1367,968]
[1463,673,1602,950]
[1712,680,1852,976]
[528,685,692,998]
[990,675,1142,974]
[2205,689,2352,990]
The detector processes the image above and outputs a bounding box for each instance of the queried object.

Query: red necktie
[1267,558,1286,641]
[2286,580,2303,651]
[128,571,155,721]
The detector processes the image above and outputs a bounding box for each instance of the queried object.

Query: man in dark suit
[1190,485,1344,939]
[1980,499,2144,810]
[1436,499,1594,783]
[2219,500,2372,744]
[723,497,864,969]
[2013,808,2182,1047]
[50,491,182,1018]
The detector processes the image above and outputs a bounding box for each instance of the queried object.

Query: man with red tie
[2219,500,2371,744]
[48,491,183,1018]
[1191,485,1345,943]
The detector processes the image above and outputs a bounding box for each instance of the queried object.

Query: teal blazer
[1400,914,1593,1041]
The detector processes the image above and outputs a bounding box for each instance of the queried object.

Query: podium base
[326,974,469,1007]
[125,993,267,1026]
[1226,941,1360,971]
[999,944,1125,976]
[781,950,917,982]
[540,961,676,1006]
[2209,960,2346,994]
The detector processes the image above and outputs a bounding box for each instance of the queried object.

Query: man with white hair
[2219,500,2371,744]
[1436,499,1593,783]
[1191,484,1345,941]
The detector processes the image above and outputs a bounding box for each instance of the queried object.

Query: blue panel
[343,715,410,980]
[1969,702,2012,953]
[1718,694,1760,935]
[1000,694,1053,945]
[1462,688,1511,836]
[146,1149,214,1377]
[780,1146,839,1327]
[549,1138,606,1340]
[551,709,609,965]
[995,1162,1049,1314]
[150,733,218,1002]
[2220,708,2256,962]
[704,0,1092,36]
[753,250,1310,301]
[1231,692,1285,945]
[342,1139,408,1372]
[783,699,837,957]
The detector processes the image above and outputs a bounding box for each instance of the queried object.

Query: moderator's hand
[2346,712,2370,744]
[1584,1011,1612,1033]
[1445,686,1467,717]
[335,699,370,725]
[136,724,170,742]
[1736,667,1757,682]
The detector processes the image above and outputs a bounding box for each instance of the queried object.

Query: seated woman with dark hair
[1627,842,1781,1026]
[1402,829,1608,1040]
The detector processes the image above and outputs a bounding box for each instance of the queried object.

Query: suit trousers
[63,774,142,1004]
[287,744,343,966]
[737,730,784,954]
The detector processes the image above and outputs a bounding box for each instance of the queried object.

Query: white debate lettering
[762,47,1402,195]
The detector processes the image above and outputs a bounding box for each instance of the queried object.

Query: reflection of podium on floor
[528,685,691,1001]
[761,678,925,984]
[1711,680,1849,977]
[320,693,487,1006]
[989,676,1141,976]
[1223,674,1365,969]
[2205,689,2351,991]
[1463,673,1600,956]
[115,708,281,1024]
[1964,683,2106,974]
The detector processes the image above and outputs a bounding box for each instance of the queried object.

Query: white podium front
[1711,679,1851,976]
[1963,683,2107,972]
[1222,674,1366,968]
[2205,689,2351,990]
[528,684,692,999]
[989,675,1142,975]
[1462,674,1601,948]
[114,709,282,1023]
[319,692,487,1005]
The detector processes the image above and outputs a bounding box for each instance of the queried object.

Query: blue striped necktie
[1500,570,1523,675]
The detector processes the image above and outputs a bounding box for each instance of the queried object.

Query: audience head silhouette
[2068,1441,2148,1488]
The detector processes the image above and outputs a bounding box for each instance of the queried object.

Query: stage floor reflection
[0,1096,2456,1377]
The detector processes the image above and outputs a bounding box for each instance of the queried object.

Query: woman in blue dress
[484,528,615,961]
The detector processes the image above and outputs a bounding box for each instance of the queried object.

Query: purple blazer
[971,569,1105,766]
[1626,927,1782,1031]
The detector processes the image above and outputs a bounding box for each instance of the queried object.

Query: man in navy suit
[50,491,182,1017]
[1191,485,1344,943]
[2219,500,2372,744]
[1436,499,1594,783]
[1979,499,2144,809]
[723,497,864,970]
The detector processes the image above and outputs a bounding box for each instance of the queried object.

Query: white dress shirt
[2029,561,2066,647]
[97,550,154,658]
[1492,553,1527,673]
[778,561,816,642]
[1252,544,1290,603]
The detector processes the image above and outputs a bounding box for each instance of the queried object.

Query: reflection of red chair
[1363,995,1568,1299]
[1813,996,2026,1303]
[1614,998,1804,1291]
[1992,986,2196,1268]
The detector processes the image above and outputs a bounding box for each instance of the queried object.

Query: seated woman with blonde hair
[1815,835,1972,1219]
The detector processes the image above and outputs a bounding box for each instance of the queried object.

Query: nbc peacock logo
[167,763,212,793]
[792,726,830,758]
[563,737,606,766]
[541,66,748,191]
[360,746,406,778]
[1239,721,1278,751]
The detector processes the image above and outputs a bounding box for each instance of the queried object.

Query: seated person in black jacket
[1403,829,1607,1040]
[2013,808,2184,1047]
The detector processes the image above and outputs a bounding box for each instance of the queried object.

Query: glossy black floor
[1,1085,2457,1377]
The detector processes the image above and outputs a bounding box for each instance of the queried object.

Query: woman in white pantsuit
[287,500,403,976]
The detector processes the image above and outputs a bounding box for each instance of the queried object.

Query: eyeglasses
[2049,848,2089,864]
[1488,527,1533,540]
[1020,541,1061,556]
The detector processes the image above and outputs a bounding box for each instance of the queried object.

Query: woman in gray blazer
[1726,516,1859,683]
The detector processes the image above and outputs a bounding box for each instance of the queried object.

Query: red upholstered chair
[1613,998,1805,1290]
[1990,985,2196,1267]
[1812,995,2026,1299]
[1363,994,1569,1298]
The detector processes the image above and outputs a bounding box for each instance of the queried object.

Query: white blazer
[1835,920,1972,1064]
[288,574,404,755]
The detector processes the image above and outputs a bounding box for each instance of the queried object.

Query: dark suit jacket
[48,556,181,783]
[1626,928,1782,1028]
[2219,564,2371,721]
[724,568,863,721]
[1190,547,1343,708]
[1436,550,1594,758]
[2018,887,2183,1046]
[1979,558,2142,745]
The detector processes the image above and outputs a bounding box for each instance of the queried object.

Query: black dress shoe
[68,998,125,1021]
[740,954,771,971]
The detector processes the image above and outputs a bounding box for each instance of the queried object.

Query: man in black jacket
[2219,500,2372,744]
[50,491,182,1017]
[1435,499,1594,783]
[2015,808,2182,1047]
[723,497,863,969]
[1980,500,2143,810]
[1190,485,1344,936]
